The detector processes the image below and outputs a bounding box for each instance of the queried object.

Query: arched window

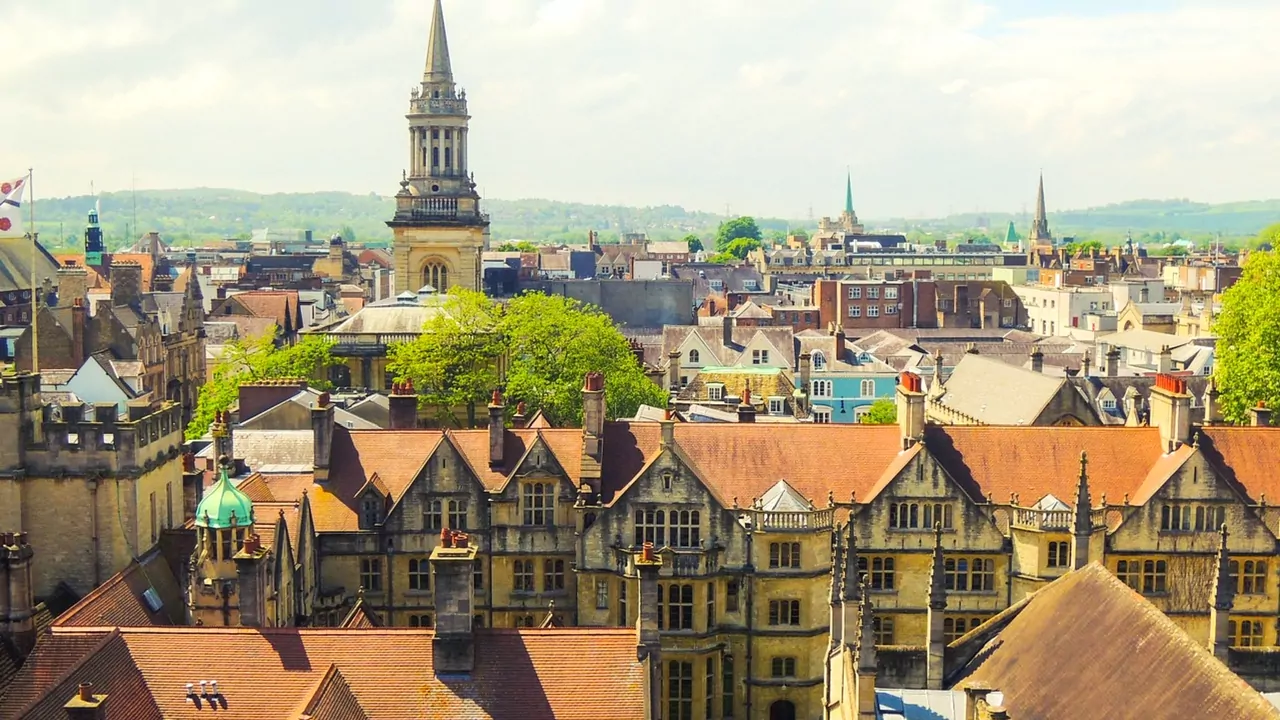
[688,349,700,364]
[432,146,440,167]
[812,350,826,371]
[861,379,876,398]
[423,263,449,292]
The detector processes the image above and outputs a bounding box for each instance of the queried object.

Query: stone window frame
[408,557,431,592]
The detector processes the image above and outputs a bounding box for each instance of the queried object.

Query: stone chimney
[1249,402,1272,427]
[926,524,947,690]
[311,393,335,482]
[233,533,269,628]
[1203,378,1222,425]
[109,260,143,309]
[722,314,733,348]
[56,265,89,309]
[1081,350,1092,378]
[659,410,676,449]
[634,542,663,717]
[432,529,479,675]
[63,682,107,720]
[1104,346,1120,377]
[583,372,605,440]
[737,388,756,423]
[1150,374,1192,452]
[0,532,36,656]
[387,380,417,430]
[69,299,86,366]
[488,389,505,467]
[834,326,847,359]
[1209,524,1234,664]
[666,351,681,392]
[1139,286,1150,303]
[896,372,925,449]
[1029,346,1044,374]
[1156,345,1172,374]
[1072,452,1092,570]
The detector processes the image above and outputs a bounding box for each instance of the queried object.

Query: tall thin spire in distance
[1029,172,1051,243]
[423,0,453,85]
[845,168,854,216]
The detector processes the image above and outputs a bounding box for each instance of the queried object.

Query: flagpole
[28,167,38,375]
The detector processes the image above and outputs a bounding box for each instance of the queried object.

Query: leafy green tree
[1063,239,1104,255]
[496,240,538,252]
[683,234,703,253]
[724,237,761,259]
[386,290,665,427]
[339,225,357,243]
[706,252,738,264]
[860,399,897,425]
[187,330,338,439]
[715,216,762,252]
[1248,223,1280,251]
[1215,251,1280,424]
[386,289,505,428]
[503,293,666,426]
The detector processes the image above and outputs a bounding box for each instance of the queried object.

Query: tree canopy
[723,237,761,259]
[496,240,539,252]
[1214,251,1280,424]
[386,289,666,427]
[859,399,897,425]
[715,216,762,252]
[187,330,339,439]
[683,233,704,253]
[1248,222,1280,251]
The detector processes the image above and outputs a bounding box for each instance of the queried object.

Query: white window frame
[868,287,880,299]
[886,304,899,315]
[811,380,833,398]
[868,305,880,318]
[752,349,769,365]
[812,350,826,371]
[768,397,784,415]
[812,407,832,424]
[848,305,861,318]
[707,383,725,401]
[848,286,862,299]
[860,379,875,398]
[885,286,898,300]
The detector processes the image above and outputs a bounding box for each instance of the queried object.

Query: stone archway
[769,700,796,720]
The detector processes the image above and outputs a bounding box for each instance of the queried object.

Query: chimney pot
[78,683,93,702]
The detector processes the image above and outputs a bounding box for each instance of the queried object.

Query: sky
[8,0,1280,219]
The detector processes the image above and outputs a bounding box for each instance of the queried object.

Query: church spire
[845,169,854,216]
[423,0,453,85]
[1029,172,1051,243]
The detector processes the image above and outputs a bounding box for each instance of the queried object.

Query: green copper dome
[196,462,254,530]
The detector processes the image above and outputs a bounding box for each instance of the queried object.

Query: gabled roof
[933,354,1071,425]
[294,664,370,720]
[759,479,810,511]
[954,564,1278,720]
[4,627,647,720]
[924,426,1164,507]
[340,599,382,629]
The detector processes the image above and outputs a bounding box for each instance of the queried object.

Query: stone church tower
[390,0,489,295]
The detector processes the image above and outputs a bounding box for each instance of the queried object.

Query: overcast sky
[10,0,1280,219]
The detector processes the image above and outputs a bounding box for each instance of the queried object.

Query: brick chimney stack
[311,392,335,482]
[1249,402,1272,427]
[389,379,418,430]
[896,372,925,449]
[1150,374,1192,452]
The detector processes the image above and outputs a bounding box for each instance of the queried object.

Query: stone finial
[842,521,860,602]
[1212,524,1235,611]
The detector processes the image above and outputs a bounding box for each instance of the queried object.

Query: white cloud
[8,0,1280,218]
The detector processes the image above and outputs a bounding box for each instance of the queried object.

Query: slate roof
[955,563,1280,720]
[2,627,647,720]
[661,325,796,369]
[933,354,1071,425]
[51,549,183,629]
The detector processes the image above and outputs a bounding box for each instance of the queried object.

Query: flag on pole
[0,176,27,237]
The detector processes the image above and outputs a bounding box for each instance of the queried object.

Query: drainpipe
[89,478,101,586]
[745,532,755,719]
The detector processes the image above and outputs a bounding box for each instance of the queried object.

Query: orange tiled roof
[295,664,370,720]
[924,426,1165,507]
[227,290,298,327]
[447,429,537,491]
[52,550,181,629]
[339,601,381,629]
[1200,427,1280,504]
[6,627,647,720]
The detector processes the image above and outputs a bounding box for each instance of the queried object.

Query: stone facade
[0,372,185,599]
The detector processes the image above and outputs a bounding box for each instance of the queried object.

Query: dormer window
[361,496,382,530]
[707,383,725,402]
[812,350,827,371]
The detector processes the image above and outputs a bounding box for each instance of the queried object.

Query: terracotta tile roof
[52,550,182,629]
[4,627,647,720]
[956,563,1279,720]
[1199,428,1280,504]
[925,426,1164,507]
[1131,444,1196,506]
[248,429,442,532]
[0,637,21,702]
[339,600,381,629]
[0,629,120,718]
[221,290,299,328]
[445,429,535,491]
[296,664,370,719]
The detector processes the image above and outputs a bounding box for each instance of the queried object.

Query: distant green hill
[27,189,1280,250]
